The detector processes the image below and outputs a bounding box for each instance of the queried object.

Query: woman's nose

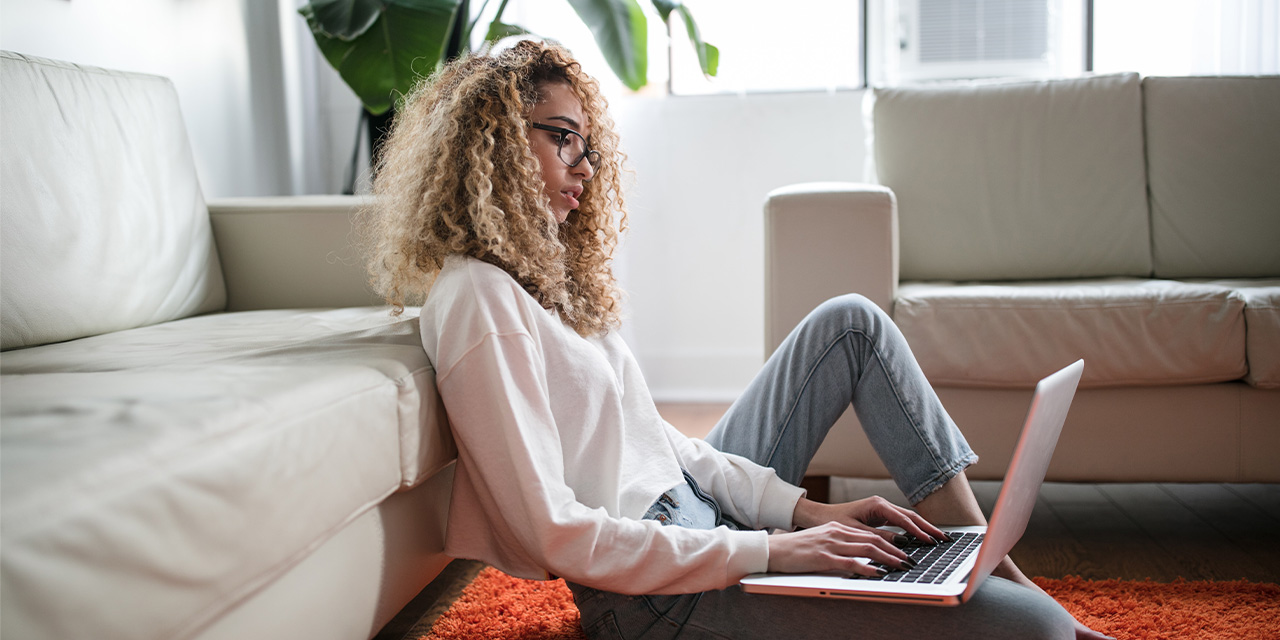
[573,158,595,181]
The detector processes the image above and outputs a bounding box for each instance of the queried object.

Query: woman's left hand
[791,496,949,545]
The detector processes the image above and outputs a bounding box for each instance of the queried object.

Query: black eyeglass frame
[530,122,601,170]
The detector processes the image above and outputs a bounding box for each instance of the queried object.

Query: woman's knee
[967,578,1075,640]
[806,293,888,333]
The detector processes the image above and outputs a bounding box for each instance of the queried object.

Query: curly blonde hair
[360,40,627,336]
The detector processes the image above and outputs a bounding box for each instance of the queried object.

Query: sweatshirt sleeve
[662,422,805,532]
[436,330,774,594]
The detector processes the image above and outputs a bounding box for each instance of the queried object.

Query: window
[872,0,1086,85]
[669,1,866,95]
[475,1,866,96]
[1092,0,1280,76]
[470,0,1277,97]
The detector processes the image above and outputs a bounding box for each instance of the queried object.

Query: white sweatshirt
[418,255,805,594]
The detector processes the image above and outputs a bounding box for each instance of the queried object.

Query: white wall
[611,89,869,401]
[0,0,295,198]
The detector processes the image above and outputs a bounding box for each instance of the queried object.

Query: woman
[363,40,1107,640]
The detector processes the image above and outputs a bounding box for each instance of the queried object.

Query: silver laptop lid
[961,359,1083,602]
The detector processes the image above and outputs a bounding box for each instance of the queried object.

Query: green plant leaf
[648,1,718,78]
[484,20,532,43]
[676,5,717,76]
[649,0,677,23]
[305,0,382,40]
[301,0,462,115]
[567,0,648,90]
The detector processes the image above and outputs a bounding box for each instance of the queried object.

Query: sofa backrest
[872,73,1152,282]
[1144,76,1280,279]
[1,52,226,351]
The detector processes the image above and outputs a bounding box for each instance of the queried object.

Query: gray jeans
[567,294,1074,639]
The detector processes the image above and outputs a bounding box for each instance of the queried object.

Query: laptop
[740,359,1084,606]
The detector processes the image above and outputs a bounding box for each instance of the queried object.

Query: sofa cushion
[0,308,452,640]
[1201,279,1280,389]
[872,73,1152,282]
[0,51,225,351]
[893,279,1246,388]
[1145,77,1280,279]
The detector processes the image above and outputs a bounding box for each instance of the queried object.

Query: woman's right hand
[766,521,916,577]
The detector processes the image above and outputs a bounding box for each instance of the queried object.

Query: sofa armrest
[208,196,383,311]
[764,183,898,355]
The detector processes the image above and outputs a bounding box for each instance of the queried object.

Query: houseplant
[300,0,717,190]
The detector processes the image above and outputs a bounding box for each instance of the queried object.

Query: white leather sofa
[1,53,456,640]
[766,73,1280,485]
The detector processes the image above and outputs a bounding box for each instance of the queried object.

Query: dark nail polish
[875,567,889,577]
[901,559,917,570]
[893,534,911,546]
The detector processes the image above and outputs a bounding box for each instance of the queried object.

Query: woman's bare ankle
[912,471,987,527]
[993,555,1039,590]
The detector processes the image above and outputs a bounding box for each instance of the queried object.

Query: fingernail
[892,534,911,546]
[901,559,917,570]
[875,567,889,576]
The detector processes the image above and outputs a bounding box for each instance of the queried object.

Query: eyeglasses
[530,122,601,170]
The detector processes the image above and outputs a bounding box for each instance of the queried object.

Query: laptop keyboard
[863,531,984,584]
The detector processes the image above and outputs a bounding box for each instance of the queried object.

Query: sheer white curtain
[1093,0,1280,76]
[273,0,364,195]
[1207,0,1280,74]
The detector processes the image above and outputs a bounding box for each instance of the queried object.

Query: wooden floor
[658,402,1280,583]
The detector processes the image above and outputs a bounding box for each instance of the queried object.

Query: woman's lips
[561,187,581,209]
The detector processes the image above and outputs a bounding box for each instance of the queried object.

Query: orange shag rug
[421,568,1280,640]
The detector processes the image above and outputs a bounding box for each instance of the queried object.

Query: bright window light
[669,1,865,94]
[474,1,865,96]
[1092,0,1280,76]
[469,0,1279,98]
